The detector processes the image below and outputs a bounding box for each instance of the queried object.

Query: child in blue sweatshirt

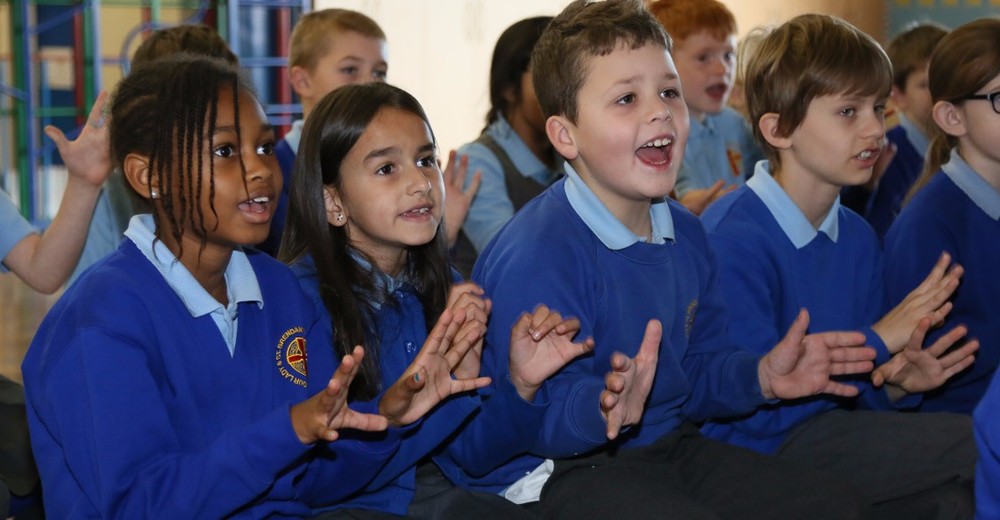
[20,56,468,519]
[280,82,594,519]
[869,18,1000,516]
[440,2,893,519]
[700,14,977,518]
[885,18,1000,417]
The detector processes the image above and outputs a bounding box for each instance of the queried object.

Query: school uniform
[673,107,763,199]
[293,256,529,519]
[865,114,929,242]
[22,215,398,518]
[701,162,974,518]
[885,150,1000,414]
[450,163,870,520]
[456,115,561,256]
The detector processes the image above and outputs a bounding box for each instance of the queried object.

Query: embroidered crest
[275,327,308,387]
[684,299,699,340]
[726,147,742,177]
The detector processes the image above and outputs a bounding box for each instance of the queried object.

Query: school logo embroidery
[726,147,742,177]
[275,327,308,387]
[685,299,698,340]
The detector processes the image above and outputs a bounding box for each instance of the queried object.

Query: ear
[931,100,966,138]
[889,84,906,111]
[758,113,791,150]
[122,153,159,200]
[324,186,348,227]
[546,115,579,161]
[289,66,312,98]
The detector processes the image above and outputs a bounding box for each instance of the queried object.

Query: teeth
[858,150,873,160]
[642,138,672,148]
[250,196,269,203]
[418,208,429,214]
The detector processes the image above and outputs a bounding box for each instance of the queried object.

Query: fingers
[783,309,810,347]
[87,90,109,126]
[43,125,69,153]
[424,308,461,358]
[442,319,482,370]
[822,381,861,398]
[705,180,726,199]
[465,170,483,199]
[636,319,663,362]
[449,375,492,394]
[927,324,968,354]
[828,359,875,376]
[605,370,626,393]
[937,339,978,377]
[339,409,389,433]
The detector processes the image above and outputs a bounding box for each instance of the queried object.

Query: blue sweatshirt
[22,239,396,519]
[292,256,480,515]
[884,150,1000,414]
[453,171,765,494]
[700,165,908,454]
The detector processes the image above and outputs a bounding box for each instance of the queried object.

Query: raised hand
[873,251,962,353]
[45,90,112,187]
[872,317,978,395]
[758,309,876,400]
[378,309,491,427]
[601,319,662,440]
[678,180,736,216]
[441,150,483,248]
[508,305,596,401]
[447,282,491,381]
[290,346,389,444]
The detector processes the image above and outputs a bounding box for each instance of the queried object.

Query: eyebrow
[612,71,680,87]
[362,142,436,164]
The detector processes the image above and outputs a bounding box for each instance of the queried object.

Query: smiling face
[551,41,689,224]
[672,30,737,122]
[774,92,887,196]
[330,107,443,275]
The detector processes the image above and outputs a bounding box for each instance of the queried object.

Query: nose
[862,111,885,140]
[405,164,434,195]
[649,97,673,123]
[244,150,274,185]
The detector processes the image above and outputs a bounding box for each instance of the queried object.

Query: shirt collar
[349,250,409,309]
[123,214,263,317]
[942,149,1000,220]
[283,119,305,154]
[562,162,675,250]
[687,113,717,145]
[747,161,840,248]
[488,114,558,183]
[897,113,930,157]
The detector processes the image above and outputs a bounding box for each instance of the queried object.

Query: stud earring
[336,214,344,222]
[150,189,159,199]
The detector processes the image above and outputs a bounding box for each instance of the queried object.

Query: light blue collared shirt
[562,162,675,250]
[282,119,305,156]
[747,161,840,249]
[943,149,1000,221]
[897,113,930,159]
[0,188,36,273]
[124,214,264,356]
[459,115,562,253]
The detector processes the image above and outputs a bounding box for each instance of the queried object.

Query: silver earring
[150,189,159,199]
[336,214,344,222]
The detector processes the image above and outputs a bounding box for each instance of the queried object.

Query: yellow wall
[723,0,887,41]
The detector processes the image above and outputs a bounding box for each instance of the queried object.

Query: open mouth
[238,196,270,214]
[636,137,674,166]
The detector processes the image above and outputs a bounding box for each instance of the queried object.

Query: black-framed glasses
[960,91,1000,114]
